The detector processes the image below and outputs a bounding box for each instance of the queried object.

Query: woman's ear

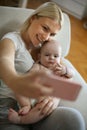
[30,17,34,24]
[30,15,37,24]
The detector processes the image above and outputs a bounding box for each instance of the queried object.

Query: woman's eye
[42,26,48,32]
[50,33,56,37]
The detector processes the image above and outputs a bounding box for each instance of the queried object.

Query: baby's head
[39,39,62,68]
[41,39,62,54]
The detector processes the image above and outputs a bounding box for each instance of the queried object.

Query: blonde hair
[21,2,64,33]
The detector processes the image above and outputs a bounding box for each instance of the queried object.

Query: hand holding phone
[45,75,81,101]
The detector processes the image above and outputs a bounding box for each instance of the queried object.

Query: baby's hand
[18,105,31,115]
[53,63,66,76]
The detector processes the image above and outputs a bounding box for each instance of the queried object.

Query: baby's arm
[15,94,31,115]
[63,65,75,78]
[52,63,75,79]
[29,63,50,73]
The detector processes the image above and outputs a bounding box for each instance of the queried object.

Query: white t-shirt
[0,32,34,99]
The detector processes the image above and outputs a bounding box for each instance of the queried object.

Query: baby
[8,39,75,124]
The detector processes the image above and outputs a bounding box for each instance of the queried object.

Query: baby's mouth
[48,61,54,64]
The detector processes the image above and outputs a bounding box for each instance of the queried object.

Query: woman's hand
[8,96,60,124]
[22,96,60,124]
[8,104,45,124]
[37,96,60,116]
[10,71,53,98]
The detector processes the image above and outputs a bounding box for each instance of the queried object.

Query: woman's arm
[0,39,52,98]
[0,38,18,83]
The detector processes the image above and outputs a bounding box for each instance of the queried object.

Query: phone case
[45,75,81,101]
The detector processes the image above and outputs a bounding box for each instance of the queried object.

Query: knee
[53,107,86,130]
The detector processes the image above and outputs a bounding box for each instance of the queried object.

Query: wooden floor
[66,15,87,82]
[27,0,87,82]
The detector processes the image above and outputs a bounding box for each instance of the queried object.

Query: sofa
[0,6,87,129]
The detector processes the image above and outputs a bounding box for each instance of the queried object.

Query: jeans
[0,98,86,130]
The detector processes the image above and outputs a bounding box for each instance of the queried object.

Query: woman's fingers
[41,100,54,115]
[36,97,57,116]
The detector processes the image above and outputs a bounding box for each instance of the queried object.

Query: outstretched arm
[0,39,52,98]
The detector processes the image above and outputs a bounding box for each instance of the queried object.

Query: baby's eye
[45,54,50,56]
[54,55,58,58]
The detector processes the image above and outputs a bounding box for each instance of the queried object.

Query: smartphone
[45,75,81,101]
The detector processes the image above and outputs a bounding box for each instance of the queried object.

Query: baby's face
[40,41,62,68]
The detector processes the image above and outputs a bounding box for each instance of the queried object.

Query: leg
[32,107,86,130]
[0,98,30,130]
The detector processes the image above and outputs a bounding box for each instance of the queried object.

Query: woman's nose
[42,33,50,41]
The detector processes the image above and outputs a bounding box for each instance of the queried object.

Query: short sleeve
[1,32,19,50]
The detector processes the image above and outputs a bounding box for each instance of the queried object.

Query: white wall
[52,0,87,19]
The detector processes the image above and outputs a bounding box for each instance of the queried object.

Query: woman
[8,39,75,124]
[0,2,86,130]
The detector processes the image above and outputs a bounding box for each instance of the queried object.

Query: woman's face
[27,16,60,48]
